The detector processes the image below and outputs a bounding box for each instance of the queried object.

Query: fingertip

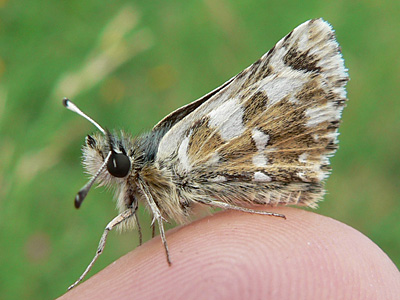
[59,208,400,300]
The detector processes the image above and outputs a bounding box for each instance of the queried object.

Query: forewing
[156,19,348,206]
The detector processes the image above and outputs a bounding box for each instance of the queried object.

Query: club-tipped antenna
[63,98,106,135]
[74,151,112,208]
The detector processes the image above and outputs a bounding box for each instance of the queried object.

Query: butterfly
[64,18,348,289]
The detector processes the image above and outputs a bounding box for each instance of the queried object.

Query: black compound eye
[107,152,131,178]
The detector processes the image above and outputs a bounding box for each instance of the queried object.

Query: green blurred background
[1,0,399,299]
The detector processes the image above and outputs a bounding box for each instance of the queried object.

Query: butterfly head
[63,98,134,208]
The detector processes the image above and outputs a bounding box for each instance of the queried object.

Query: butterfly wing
[154,18,348,208]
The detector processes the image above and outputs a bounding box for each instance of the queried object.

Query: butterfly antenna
[63,98,112,208]
[74,151,112,208]
[63,98,106,135]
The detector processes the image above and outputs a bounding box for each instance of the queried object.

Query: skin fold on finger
[59,207,400,300]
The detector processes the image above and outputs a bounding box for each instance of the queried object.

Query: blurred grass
[0,0,399,299]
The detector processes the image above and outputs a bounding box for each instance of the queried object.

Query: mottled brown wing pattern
[156,18,348,208]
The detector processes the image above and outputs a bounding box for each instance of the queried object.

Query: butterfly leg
[68,207,136,290]
[133,212,143,245]
[151,222,156,238]
[198,199,286,219]
[138,179,172,265]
